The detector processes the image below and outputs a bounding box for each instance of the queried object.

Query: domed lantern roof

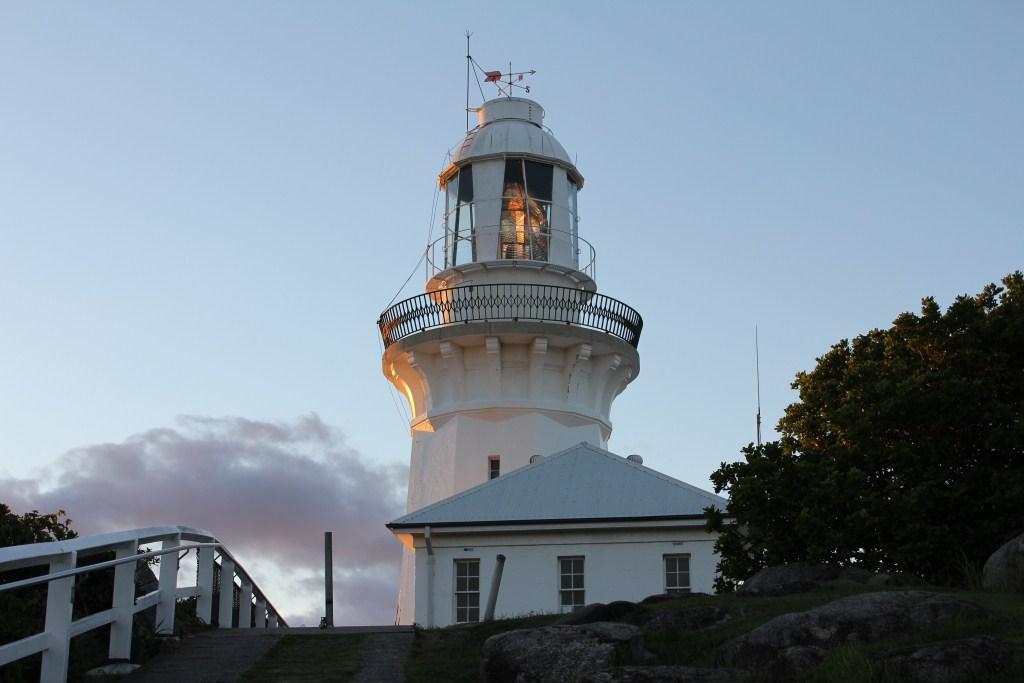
[440,97,584,188]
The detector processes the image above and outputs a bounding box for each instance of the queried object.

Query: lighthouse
[379,96,642,512]
[379,95,722,627]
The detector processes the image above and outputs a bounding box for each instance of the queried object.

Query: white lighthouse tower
[378,95,643,623]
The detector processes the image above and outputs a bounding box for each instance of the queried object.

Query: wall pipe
[424,526,434,628]
[483,554,506,622]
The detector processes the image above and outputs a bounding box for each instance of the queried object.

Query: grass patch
[239,634,367,683]
[642,586,878,666]
[406,614,560,683]
[405,588,1024,682]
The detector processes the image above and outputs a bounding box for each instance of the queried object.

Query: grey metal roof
[450,119,574,168]
[443,98,584,187]
[388,443,728,529]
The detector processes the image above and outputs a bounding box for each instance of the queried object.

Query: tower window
[454,559,480,623]
[664,554,691,595]
[488,456,500,480]
[558,556,585,612]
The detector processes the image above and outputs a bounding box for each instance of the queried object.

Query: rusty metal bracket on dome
[377,283,642,349]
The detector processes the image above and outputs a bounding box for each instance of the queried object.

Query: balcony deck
[378,283,643,349]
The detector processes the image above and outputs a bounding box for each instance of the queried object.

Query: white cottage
[387,443,727,628]
[376,92,726,626]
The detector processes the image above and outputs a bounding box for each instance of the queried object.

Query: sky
[1,3,1021,624]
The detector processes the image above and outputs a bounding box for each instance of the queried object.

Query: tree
[1,505,78,682]
[707,271,1024,590]
[0,503,77,547]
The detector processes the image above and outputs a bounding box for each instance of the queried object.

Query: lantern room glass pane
[500,158,552,262]
[446,165,475,268]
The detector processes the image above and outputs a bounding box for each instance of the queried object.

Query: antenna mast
[755,325,762,447]
[465,31,472,131]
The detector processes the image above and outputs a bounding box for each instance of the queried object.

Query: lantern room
[429,97,595,292]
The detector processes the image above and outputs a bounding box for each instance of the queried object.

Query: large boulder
[720,591,986,679]
[481,622,644,683]
[878,636,1024,682]
[582,666,750,682]
[739,563,915,596]
[556,601,639,625]
[982,532,1024,592]
[637,606,730,633]
[640,592,710,605]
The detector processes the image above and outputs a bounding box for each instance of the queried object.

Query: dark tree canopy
[0,502,76,547]
[708,272,1024,590]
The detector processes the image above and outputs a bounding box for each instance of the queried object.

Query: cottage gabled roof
[387,442,728,529]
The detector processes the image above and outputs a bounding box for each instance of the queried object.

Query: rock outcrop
[637,606,730,633]
[556,601,638,626]
[738,563,915,596]
[481,622,644,683]
[878,636,1024,682]
[982,532,1024,592]
[582,666,750,682]
[720,591,986,679]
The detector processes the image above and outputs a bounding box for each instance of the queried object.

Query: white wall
[406,411,606,512]
[411,524,719,628]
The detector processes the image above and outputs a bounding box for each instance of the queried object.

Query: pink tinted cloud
[1,413,407,624]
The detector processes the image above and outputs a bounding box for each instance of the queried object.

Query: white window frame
[488,455,500,480]
[558,556,585,613]
[453,558,480,624]
[664,553,691,595]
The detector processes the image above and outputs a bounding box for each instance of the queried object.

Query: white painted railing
[0,525,286,683]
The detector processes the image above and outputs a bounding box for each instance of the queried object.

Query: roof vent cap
[479,97,544,127]
[627,454,643,465]
[529,454,544,464]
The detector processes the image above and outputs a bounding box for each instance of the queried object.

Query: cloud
[0,414,407,625]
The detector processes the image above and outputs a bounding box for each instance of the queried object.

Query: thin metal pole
[324,531,334,628]
[755,325,762,447]
[465,31,472,131]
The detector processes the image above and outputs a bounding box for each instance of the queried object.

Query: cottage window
[454,559,480,623]
[664,554,691,595]
[488,455,501,480]
[558,556,585,612]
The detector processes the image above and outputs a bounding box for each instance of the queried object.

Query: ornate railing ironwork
[378,283,643,349]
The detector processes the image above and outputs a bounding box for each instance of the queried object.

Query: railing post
[155,534,180,635]
[268,612,279,629]
[238,583,253,628]
[40,551,76,683]
[109,539,139,660]
[195,546,215,624]
[254,598,267,628]
[218,557,236,628]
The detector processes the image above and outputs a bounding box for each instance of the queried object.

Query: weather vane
[482,63,537,98]
[464,33,538,130]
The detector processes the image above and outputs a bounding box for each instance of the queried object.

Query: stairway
[127,626,415,683]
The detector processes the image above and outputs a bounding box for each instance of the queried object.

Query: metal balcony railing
[378,283,643,349]
[0,525,286,682]
[426,226,597,279]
